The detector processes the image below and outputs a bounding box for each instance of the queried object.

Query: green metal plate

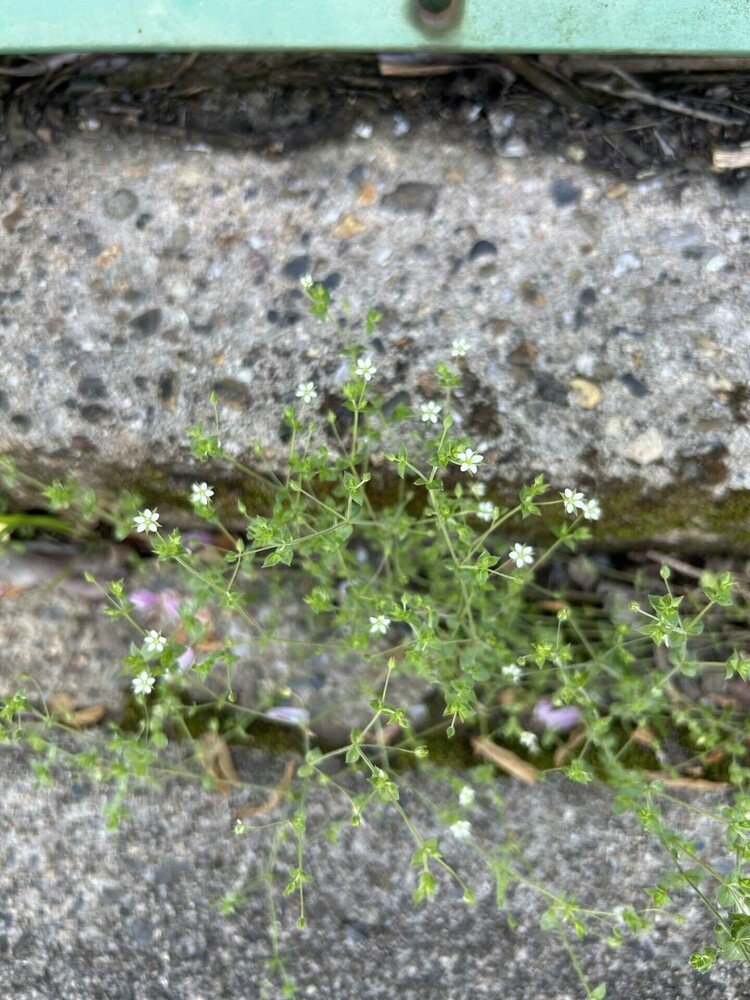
[3,1,750,55]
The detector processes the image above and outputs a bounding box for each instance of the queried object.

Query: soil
[2,52,750,180]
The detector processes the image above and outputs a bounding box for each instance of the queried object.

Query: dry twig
[580,76,745,127]
[713,143,750,171]
[471,736,540,784]
[646,772,731,791]
[644,550,703,580]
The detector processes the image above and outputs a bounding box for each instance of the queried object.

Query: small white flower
[458,786,475,808]
[190,482,214,506]
[455,448,483,475]
[509,543,534,569]
[132,671,155,696]
[233,819,247,835]
[451,338,469,358]
[419,401,442,424]
[354,356,377,381]
[295,381,318,404]
[501,663,522,684]
[133,508,160,534]
[519,731,540,754]
[449,819,472,840]
[476,500,496,523]
[369,614,391,635]
[470,482,487,499]
[300,274,313,291]
[582,498,602,521]
[561,488,585,514]
[143,629,167,655]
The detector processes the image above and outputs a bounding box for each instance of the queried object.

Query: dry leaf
[47,693,106,728]
[235,758,297,820]
[48,693,77,720]
[71,704,106,727]
[553,726,587,767]
[471,736,540,784]
[200,732,238,794]
[333,213,366,239]
[568,377,602,408]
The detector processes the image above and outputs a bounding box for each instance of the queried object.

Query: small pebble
[502,138,528,158]
[382,182,438,214]
[393,113,411,137]
[620,374,649,398]
[469,240,497,262]
[549,178,582,207]
[612,252,642,278]
[705,254,727,273]
[487,109,515,139]
[565,144,587,164]
[282,255,312,281]
[625,428,665,465]
[568,377,601,408]
[353,121,373,140]
[104,188,138,221]
[606,417,624,438]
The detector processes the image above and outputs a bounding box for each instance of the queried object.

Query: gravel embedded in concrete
[1,743,746,1000]
[1,128,750,542]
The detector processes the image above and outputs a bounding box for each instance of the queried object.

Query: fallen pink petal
[176,647,196,673]
[160,591,181,619]
[129,588,160,612]
[183,531,213,551]
[533,700,582,732]
[264,706,310,727]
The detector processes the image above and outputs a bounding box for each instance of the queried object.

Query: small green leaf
[689,948,717,973]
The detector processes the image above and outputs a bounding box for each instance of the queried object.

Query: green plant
[1,282,748,997]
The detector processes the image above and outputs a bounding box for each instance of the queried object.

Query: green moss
[101,463,274,524]
[119,694,146,733]
[357,729,475,772]
[243,718,306,755]
[120,692,306,753]
[592,482,750,549]
[10,441,750,549]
